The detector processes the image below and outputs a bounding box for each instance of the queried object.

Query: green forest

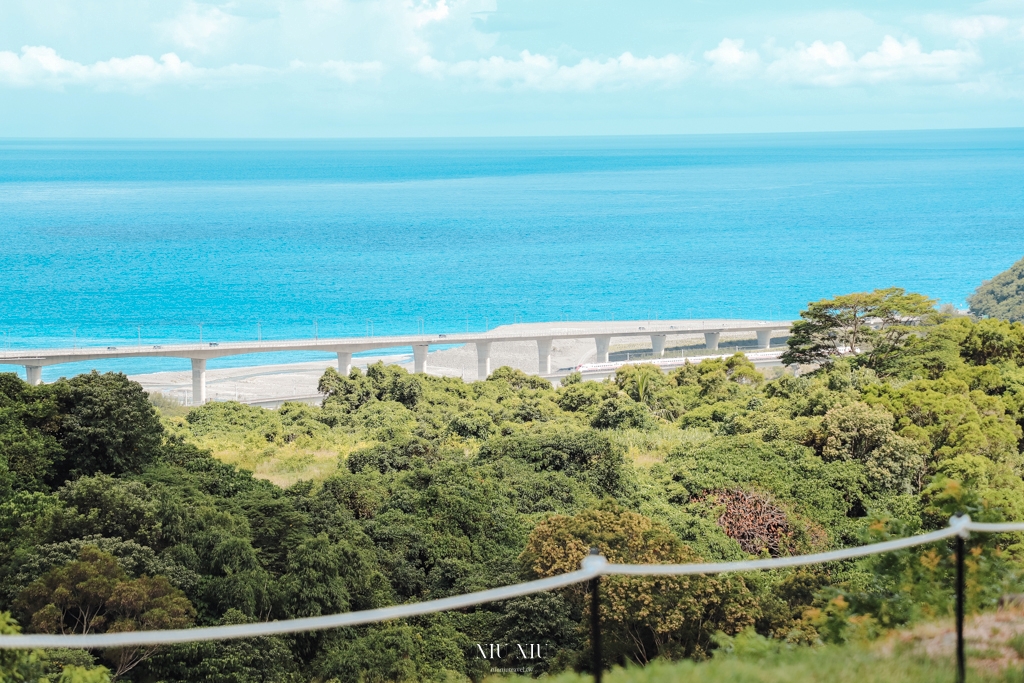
[970,255,1024,322]
[3,288,1024,682]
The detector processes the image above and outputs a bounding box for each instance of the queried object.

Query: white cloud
[417,50,692,90]
[766,36,978,86]
[0,46,200,88]
[408,0,450,28]
[0,26,992,97]
[0,45,382,89]
[704,38,760,76]
[164,2,242,52]
[925,14,1009,40]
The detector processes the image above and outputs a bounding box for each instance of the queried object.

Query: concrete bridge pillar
[476,341,492,380]
[704,332,721,351]
[191,358,207,406]
[413,344,429,374]
[756,330,772,349]
[595,336,611,363]
[651,335,667,358]
[25,366,42,386]
[337,351,352,375]
[537,338,552,375]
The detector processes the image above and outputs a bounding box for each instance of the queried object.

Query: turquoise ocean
[2,129,1023,380]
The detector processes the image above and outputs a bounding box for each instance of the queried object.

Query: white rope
[0,567,601,649]
[961,521,1024,534]
[605,517,968,577]
[2,515,1021,650]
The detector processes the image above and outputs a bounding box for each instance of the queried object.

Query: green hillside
[969,256,1024,322]
[2,288,1024,681]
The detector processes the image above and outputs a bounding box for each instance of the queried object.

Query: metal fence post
[589,548,603,683]
[956,526,965,683]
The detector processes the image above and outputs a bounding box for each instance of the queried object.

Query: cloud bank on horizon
[1,0,1022,135]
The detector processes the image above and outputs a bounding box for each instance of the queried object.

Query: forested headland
[3,288,1024,681]
[970,255,1024,322]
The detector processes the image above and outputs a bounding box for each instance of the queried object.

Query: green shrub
[592,395,652,430]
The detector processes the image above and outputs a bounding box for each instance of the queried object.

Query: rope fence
[2,513,1020,683]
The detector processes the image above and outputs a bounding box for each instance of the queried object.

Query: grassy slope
[158,406,365,488]
[157,409,693,487]
[491,647,1021,683]
[492,608,1024,683]
[150,392,356,485]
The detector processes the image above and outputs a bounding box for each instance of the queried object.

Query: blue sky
[1,0,1023,136]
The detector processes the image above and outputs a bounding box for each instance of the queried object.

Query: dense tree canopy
[782,288,938,368]
[969,255,1024,322]
[3,293,1024,681]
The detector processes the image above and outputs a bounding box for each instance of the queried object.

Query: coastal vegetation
[970,256,1024,322]
[501,634,1024,683]
[2,290,1024,681]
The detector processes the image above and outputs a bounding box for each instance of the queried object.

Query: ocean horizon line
[2,126,1024,145]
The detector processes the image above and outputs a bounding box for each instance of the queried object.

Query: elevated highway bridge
[0,319,794,404]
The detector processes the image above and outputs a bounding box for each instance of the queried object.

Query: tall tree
[16,546,194,679]
[50,372,164,483]
[520,502,757,665]
[782,288,937,367]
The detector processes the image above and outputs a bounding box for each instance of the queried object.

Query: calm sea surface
[2,130,1023,379]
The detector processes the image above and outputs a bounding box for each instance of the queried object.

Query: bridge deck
[0,319,792,367]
